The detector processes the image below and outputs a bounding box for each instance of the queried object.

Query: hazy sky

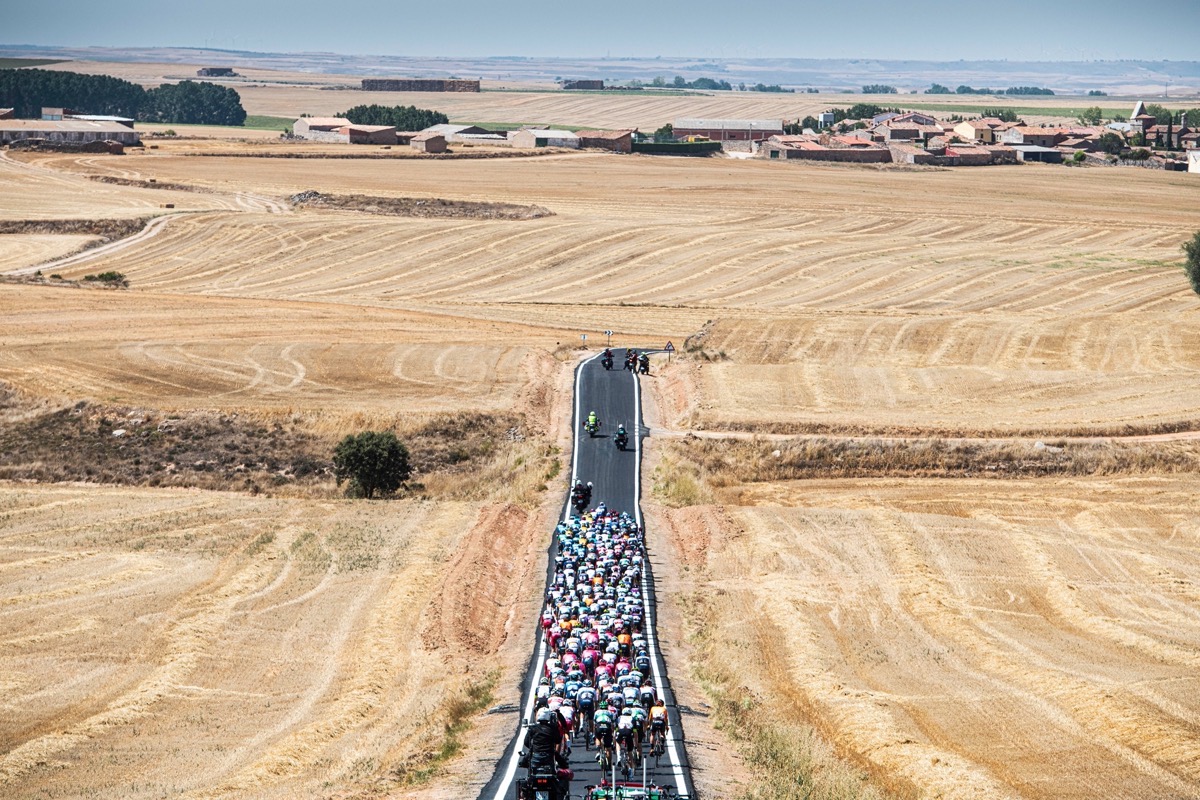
[6,0,1199,61]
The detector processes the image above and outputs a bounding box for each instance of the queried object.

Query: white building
[1189,149,1200,174]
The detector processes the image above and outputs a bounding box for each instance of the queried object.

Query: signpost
[604,329,613,347]
[665,340,675,364]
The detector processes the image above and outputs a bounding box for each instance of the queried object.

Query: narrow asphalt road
[479,349,695,800]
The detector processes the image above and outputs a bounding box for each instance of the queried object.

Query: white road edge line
[633,365,689,795]
[492,351,601,800]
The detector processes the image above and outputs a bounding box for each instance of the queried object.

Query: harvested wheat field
[13,147,1200,437]
[0,483,550,799]
[648,476,1200,800]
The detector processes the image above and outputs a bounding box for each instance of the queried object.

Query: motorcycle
[583,419,600,437]
[614,432,628,451]
[601,355,613,371]
[638,356,650,375]
[518,767,560,800]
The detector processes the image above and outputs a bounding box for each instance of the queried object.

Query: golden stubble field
[647,475,1200,800]
[2,132,1200,800]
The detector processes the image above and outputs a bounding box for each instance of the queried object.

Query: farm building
[1009,144,1064,163]
[673,118,784,142]
[562,80,604,90]
[1001,127,1065,147]
[760,135,891,163]
[69,114,136,128]
[1189,150,1200,173]
[338,124,396,144]
[361,79,480,93]
[576,130,634,153]
[887,143,937,165]
[293,117,353,141]
[0,119,141,145]
[421,124,493,142]
[0,108,13,120]
[511,129,580,149]
[410,132,447,153]
[197,67,237,77]
[876,120,943,143]
[953,118,1006,143]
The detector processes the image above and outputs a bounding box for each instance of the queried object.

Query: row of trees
[0,68,246,125]
[927,83,1054,95]
[862,84,898,94]
[337,104,448,130]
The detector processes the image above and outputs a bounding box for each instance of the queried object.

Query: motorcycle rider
[638,353,650,374]
[523,707,567,798]
[614,424,628,449]
[585,410,600,434]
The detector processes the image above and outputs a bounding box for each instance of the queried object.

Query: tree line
[927,83,1054,95]
[0,68,247,125]
[336,104,449,130]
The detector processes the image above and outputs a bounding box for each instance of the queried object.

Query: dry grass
[668,436,1200,489]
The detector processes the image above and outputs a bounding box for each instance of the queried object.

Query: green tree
[652,123,674,142]
[1077,106,1104,126]
[338,104,448,130]
[1142,103,1173,125]
[1096,131,1125,155]
[333,431,411,499]
[1184,231,1200,296]
[139,80,247,126]
[926,83,952,94]
[981,108,1021,123]
[862,84,897,93]
[673,75,686,88]
[1185,109,1200,128]
[800,115,819,130]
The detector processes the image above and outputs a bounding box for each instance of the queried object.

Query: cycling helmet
[536,707,554,723]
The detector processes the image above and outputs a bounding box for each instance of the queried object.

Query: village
[4,79,1199,173]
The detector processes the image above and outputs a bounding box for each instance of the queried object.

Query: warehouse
[673,118,784,142]
[293,117,353,141]
[0,119,141,145]
[511,129,580,149]
[339,124,396,144]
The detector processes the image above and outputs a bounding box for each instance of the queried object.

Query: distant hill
[0,45,1196,95]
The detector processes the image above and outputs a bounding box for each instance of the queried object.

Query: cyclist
[649,698,669,755]
[593,702,615,764]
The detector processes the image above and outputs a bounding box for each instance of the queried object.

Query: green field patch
[0,58,67,70]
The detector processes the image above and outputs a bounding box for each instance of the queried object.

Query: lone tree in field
[1184,231,1200,296]
[333,431,411,498]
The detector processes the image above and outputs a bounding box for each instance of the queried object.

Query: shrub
[333,430,411,499]
[1183,231,1200,296]
[1072,150,1086,163]
[82,271,128,286]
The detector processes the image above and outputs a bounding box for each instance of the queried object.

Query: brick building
[576,130,634,153]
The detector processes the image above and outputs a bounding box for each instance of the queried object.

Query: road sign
[665,341,675,352]
[581,334,587,341]
[604,330,613,336]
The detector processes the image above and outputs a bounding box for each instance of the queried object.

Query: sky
[5,0,1199,61]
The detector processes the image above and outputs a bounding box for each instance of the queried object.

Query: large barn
[672,118,785,142]
[0,119,141,145]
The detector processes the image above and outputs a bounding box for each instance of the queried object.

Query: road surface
[479,349,696,800]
